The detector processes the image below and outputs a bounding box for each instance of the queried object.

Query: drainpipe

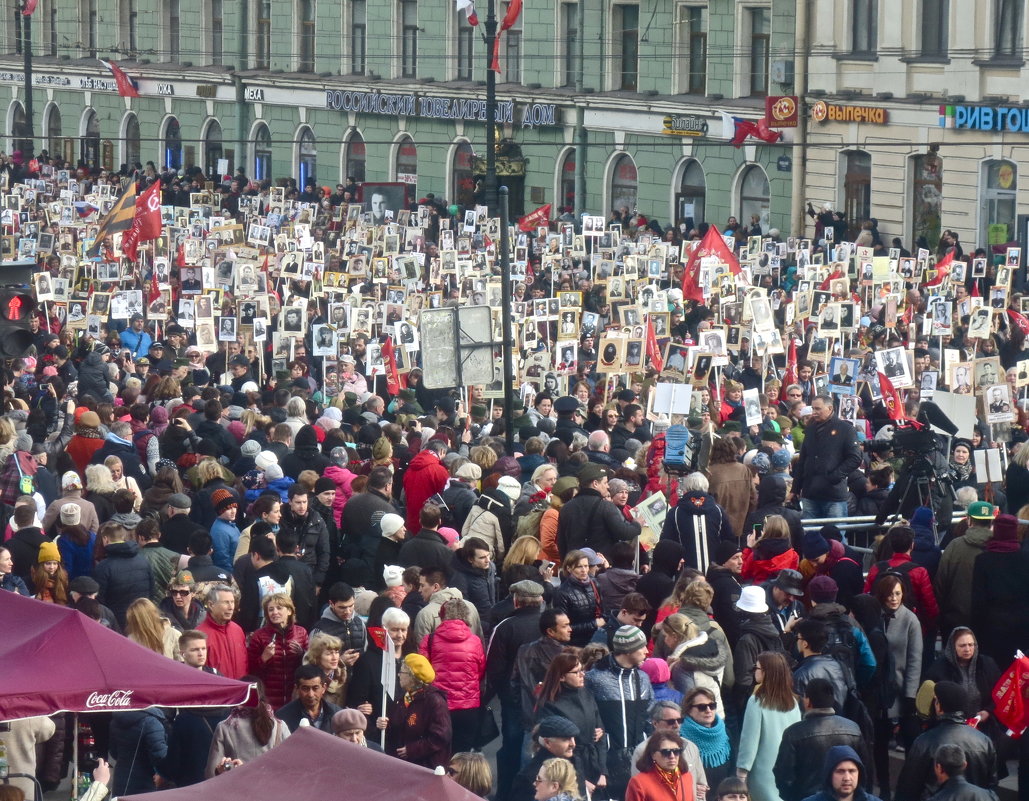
[790,0,809,236]
[234,0,249,177]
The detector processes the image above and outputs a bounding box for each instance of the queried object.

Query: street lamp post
[21,1,33,161]
[483,0,499,215]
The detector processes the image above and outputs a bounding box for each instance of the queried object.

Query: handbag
[14,452,33,496]
[473,704,500,749]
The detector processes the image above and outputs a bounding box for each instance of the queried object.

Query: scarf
[655,765,682,793]
[950,460,973,483]
[679,715,730,768]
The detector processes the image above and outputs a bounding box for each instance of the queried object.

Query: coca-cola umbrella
[120,726,486,801]
[0,591,254,721]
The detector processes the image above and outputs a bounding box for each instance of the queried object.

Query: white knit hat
[383,565,404,588]
[255,450,278,470]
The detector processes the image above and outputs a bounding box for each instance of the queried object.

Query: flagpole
[21,0,33,162]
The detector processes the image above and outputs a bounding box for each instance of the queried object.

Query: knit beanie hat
[37,541,61,564]
[241,439,262,457]
[314,477,336,494]
[808,575,839,603]
[60,503,81,527]
[770,449,792,470]
[802,529,830,560]
[372,438,393,461]
[456,462,483,481]
[212,488,237,514]
[713,540,742,566]
[611,625,647,655]
[640,657,671,685]
[404,653,435,684]
[379,513,405,539]
[383,565,404,588]
[255,451,278,470]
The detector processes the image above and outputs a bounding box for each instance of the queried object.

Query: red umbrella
[0,591,254,721]
[120,727,484,801]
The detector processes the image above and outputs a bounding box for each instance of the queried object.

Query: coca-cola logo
[85,690,134,709]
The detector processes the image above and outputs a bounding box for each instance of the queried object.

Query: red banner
[923,250,954,288]
[121,181,163,262]
[1008,309,1029,337]
[381,336,402,397]
[782,336,798,387]
[22,0,37,15]
[878,371,905,422]
[100,59,140,98]
[646,317,663,373]
[490,0,523,72]
[518,203,551,232]
[682,225,741,302]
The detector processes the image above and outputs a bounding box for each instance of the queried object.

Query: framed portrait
[973,357,1002,391]
[984,383,1015,424]
[874,346,913,389]
[828,356,860,392]
[948,361,973,394]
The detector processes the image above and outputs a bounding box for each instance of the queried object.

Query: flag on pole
[645,317,664,373]
[878,372,906,422]
[22,0,37,16]
[518,203,551,232]
[86,183,137,258]
[380,630,397,700]
[120,180,163,262]
[682,225,741,302]
[491,0,523,72]
[1008,309,1029,337]
[381,335,402,397]
[99,59,140,98]
[923,249,954,288]
[455,0,478,25]
[719,111,782,147]
[782,336,798,387]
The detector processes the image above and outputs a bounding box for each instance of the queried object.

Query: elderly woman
[626,732,695,801]
[347,606,410,736]
[105,455,142,510]
[305,633,347,706]
[376,653,452,768]
[331,707,381,750]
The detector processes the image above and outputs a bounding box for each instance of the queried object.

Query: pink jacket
[323,464,357,525]
[419,618,485,711]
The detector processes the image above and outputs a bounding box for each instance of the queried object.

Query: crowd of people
[0,151,1027,801]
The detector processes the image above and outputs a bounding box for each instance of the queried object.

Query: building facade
[803,0,1029,252]
[0,0,796,228]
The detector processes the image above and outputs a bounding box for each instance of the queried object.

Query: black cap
[577,462,612,486]
[229,354,249,367]
[149,341,165,350]
[617,389,638,402]
[553,396,579,414]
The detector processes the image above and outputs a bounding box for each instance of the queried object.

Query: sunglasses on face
[658,748,683,757]
[691,702,717,712]
[660,717,683,724]
[169,589,191,596]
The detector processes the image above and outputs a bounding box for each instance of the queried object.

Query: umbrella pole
[72,712,78,801]
[380,685,387,751]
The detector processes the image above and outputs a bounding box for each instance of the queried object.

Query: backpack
[873,560,918,611]
[515,505,545,540]
[822,613,859,690]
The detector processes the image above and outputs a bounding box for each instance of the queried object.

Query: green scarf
[679,715,730,768]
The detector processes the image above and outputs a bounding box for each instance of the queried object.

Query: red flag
[923,250,954,288]
[645,317,664,373]
[455,0,478,25]
[99,59,140,98]
[366,626,387,651]
[782,336,798,386]
[490,0,523,72]
[878,372,906,422]
[721,112,782,147]
[819,267,844,292]
[518,203,551,232]
[1009,309,1029,337]
[147,278,161,308]
[22,0,36,15]
[381,335,402,397]
[971,280,981,298]
[121,181,163,261]
[993,653,1029,737]
[682,226,740,301]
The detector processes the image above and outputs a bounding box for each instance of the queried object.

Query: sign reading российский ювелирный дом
[324,89,559,127]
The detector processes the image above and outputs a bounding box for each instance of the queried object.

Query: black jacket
[485,605,542,704]
[536,687,608,783]
[77,351,113,403]
[661,490,736,571]
[733,613,784,701]
[971,548,1029,668]
[745,476,805,550]
[793,415,861,502]
[339,487,398,587]
[552,576,603,647]
[515,636,565,726]
[448,552,496,623]
[94,540,155,626]
[774,709,871,801]
[636,540,685,635]
[928,776,999,801]
[895,716,998,801]
[160,513,205,555]
[280,508,330,586]
[194,420,241,462]
[7,525,45,587]
[276,556,317,629]
[705,564,743,647]
[90,437,150,489]
[398,528,452,574]
[557,488,641,556]
[792,654,849,710]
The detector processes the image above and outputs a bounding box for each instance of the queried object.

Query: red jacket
[863,552,939,625]
[419,618,485,710]
[402,449,449,532]
[626,767,695,801]
[742,543,799,583]
[66,435,105,476]
[197,617,248,679]
[247,623,310,709]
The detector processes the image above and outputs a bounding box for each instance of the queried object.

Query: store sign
[244,87,265,102]
[323,89,559,128]
[157,83,175,96]
[941,104,1029,132]
[810,100,889,125]
[661,114,708,137]
[766,96,799,128]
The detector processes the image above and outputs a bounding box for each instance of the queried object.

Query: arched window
[452,141,475,208]
[45,104,62,156]
[738,164,769,232]
[558,149,576,212]
[298,127,317,187]
[345,130,365,183]
[253,122,272,181]
[842,150,871,238]
[395,135,417,187]
[676,159,705,228]
[911,152,943,248]
[9,102,30,156]
[123,113,140,167]
[80,109,100,169]
[204,119,224,178]
[163,117,182,170]
[981,159,1017,248]
[609,153,637,216]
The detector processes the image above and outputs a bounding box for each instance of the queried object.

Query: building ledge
[898,55,951,65]
[831,52,878,62]
[971,56,1025,69]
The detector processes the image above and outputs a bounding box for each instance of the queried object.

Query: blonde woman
[660,612,724,710]
[105,456,142,511]
[84,463,119,522]
[305,633,347,706]
[533,757,581,801]
[125,598,180,659]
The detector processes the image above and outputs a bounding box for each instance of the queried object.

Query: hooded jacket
[448,551,496,622]
[461,489,513,560]
[419,617,485,710]
[661,490,735,571]
[935,524,992,634]
[77,350,113,403]
[244,474,296,504]
[90,433,149,488]
[94,539,155,626]
[733,613,785,700]
[110,709,167,796]
[402,449,449,532]
[745,475,804,549]
[413,585,483,642]
[742,537,799,584]
[798,745,881,801]
[705,563,744,646]
[636,540,685,633]
[909,508,942,581]
[584,653,654,788]
[281,427,330,479]
[323,463,357,525]
[280,507,330,585]
[926,627,1001,719]
[595,567,640,615]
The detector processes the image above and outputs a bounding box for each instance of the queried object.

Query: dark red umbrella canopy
[0,591,254,721]
[121,726,485,801]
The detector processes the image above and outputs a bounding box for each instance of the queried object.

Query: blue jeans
[801,498,849,521]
